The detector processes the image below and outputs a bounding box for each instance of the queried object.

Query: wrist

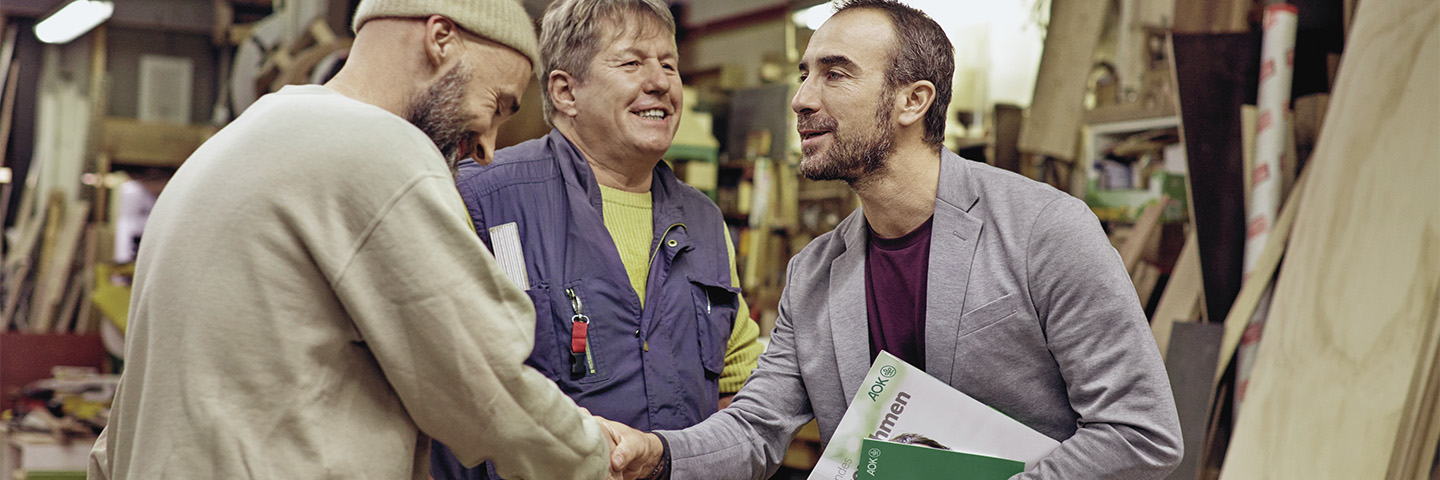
[643,432,670,480]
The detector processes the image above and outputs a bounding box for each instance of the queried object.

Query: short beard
[797,89,896,184]
[404,63,478,177]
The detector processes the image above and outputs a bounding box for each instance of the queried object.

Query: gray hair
[539,0,676,122]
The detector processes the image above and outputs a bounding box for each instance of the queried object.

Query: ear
[421,15,463,70]
[548,69,581,118]
[894,80,936,129]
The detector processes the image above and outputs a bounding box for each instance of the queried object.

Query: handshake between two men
[595,416,669,480]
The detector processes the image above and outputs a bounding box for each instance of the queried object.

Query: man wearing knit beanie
[87,1,618,479]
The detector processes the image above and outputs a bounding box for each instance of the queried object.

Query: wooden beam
[1152,231,1203,359]
[101,117,217,168]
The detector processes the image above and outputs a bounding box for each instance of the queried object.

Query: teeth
[637,109,666,119]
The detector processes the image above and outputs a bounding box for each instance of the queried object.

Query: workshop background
[0,0,1434,478]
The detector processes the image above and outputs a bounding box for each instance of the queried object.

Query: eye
[826,71,843,81]
[798,73,808,82]
[662,62,677,71]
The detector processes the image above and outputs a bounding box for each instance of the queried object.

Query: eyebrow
[611,47,678,62]
[798,55,857,73]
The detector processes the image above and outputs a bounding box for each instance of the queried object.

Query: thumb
[611,449,626,471]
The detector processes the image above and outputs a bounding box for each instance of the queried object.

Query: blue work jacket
[433,129,740,479]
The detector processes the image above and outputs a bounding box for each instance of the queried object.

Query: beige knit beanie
[351,0,540,71]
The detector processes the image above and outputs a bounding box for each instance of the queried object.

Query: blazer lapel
[830,210,871,406]
[925,152,983,383]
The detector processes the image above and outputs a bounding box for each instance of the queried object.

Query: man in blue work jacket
[431,0,763,478]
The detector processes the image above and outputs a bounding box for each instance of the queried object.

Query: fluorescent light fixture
[793,1,838,31]
[34,0,114,44]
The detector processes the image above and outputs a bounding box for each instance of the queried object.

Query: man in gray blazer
[606,1,1182,478]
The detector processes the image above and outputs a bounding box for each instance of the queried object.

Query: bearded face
[796,88,896,184]
[404,63,479,176]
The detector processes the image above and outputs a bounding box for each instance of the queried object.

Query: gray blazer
[660,150,1182,479]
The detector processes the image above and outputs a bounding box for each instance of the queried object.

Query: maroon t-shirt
[865,216,934,370]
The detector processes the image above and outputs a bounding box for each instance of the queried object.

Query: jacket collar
[546,128,688,224]
[830,149,985,402]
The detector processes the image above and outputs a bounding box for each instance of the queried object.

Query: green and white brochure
[857,438,1024,479]
[807,352,1060,480]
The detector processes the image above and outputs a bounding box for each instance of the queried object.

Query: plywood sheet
[1171,32,1257,328]
[1018,0,1107,161]
[1218,0,1440,477]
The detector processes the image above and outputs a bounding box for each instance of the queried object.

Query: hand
[598,418,665,480]
[594,416,623,480]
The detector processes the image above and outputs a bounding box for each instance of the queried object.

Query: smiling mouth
[635,108,669,120]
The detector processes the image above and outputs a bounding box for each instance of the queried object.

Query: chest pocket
[688,277,738,377]
[521,284,562,381]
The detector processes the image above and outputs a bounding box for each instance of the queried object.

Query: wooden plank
[1388,296,1440,480]
[1215,170,1308,388]
[28,201,88,333]
[0,60,19,231]
[1017,0,1108,161]
[1120,196,1169,276]
[1218,0,1440,476]
[72,224,107,334]
[1133,263,1162,312]
[1165,322,1225,480]
[53,270,85,334]
[0,61,17,168]
[1171,31,1257,327]
[1152,231,1203,359]
[101,117,216,168]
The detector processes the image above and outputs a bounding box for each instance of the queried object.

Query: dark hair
[833,0,954,148]
[892,433,951,450]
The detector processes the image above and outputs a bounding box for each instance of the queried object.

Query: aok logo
[868,364,897,401]
[865,447,881,476]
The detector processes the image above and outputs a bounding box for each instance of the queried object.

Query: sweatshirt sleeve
[329,172,609,479]
[720,227,762,394]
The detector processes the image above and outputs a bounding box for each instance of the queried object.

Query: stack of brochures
[808,352,1060,480]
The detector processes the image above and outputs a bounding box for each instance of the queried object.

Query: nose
[642,61,672,96]
[475,130,498,165]
[792,76,818,115]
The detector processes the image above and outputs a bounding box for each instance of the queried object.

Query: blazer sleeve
[659,253,816,480]
[1017,195,1183,479]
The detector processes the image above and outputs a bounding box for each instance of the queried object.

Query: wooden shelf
[100,117,217,168]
